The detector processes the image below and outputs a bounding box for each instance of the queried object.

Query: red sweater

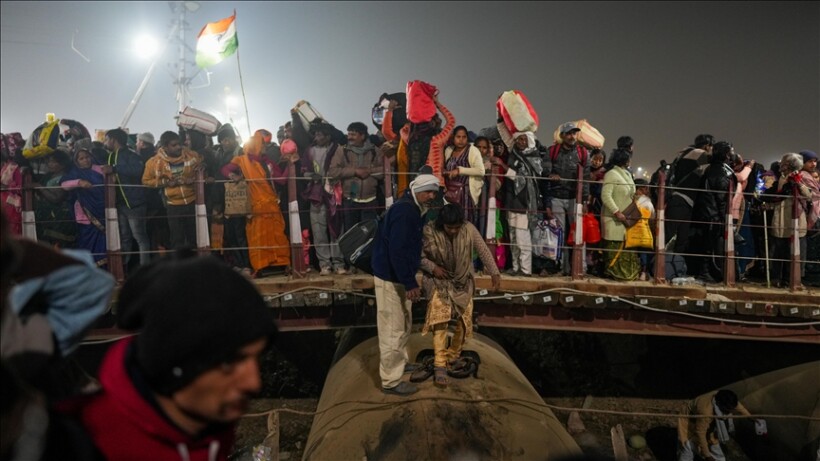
[64,338,235,461]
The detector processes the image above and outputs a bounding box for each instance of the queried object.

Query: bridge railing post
[104,171,125,283]
[571,163,584,280]
[652,171,666,284]
[21,168,38,241]
[287,160,305,278]
[724,180,736,287]
[383,154,394,210]
[484,151,499,265]
[789,185,802,291]
[195,168,210,255]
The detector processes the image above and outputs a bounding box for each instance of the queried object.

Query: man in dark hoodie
[63,255,277,460]
[371,174,440,396]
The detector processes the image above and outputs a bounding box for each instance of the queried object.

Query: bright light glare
[225,95,238,108]
[134,34,159,59]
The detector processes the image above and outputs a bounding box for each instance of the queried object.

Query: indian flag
[195,11,238,68]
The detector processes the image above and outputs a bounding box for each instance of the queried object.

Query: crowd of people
[1,88,809,457]
[2,93,819,285]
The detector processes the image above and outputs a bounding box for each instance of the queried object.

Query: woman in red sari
[221,133,290,276]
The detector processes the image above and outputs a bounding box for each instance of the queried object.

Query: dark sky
[1,1,817,171]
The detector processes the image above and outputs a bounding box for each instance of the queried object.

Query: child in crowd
[634,179,656,280]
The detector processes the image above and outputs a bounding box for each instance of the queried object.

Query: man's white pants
[508,211,532,275]
[374,276,412,389]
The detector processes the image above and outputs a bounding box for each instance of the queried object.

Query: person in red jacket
[62,254,277,460]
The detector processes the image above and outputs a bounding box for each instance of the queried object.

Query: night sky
[1,1,817,172]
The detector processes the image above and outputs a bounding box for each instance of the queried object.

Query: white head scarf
[513,131,536,150]
[409,174,440,212]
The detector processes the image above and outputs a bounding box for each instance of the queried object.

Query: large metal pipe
[302,331,582,460]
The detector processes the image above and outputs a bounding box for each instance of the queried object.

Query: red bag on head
[406,80,438,124]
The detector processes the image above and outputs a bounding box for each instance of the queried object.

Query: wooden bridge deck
[88,273,819,344]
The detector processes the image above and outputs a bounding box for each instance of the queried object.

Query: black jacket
[694,163,735,223]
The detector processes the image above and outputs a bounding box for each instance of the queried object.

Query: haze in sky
[1,1,817,171]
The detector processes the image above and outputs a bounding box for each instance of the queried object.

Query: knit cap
[137,132,155,145]
[117,255,277,395]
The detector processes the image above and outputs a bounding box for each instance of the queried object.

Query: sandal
[447,351,481,379]
[433,367,449,388]
[409,356,435,383]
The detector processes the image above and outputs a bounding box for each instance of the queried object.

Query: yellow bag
[624,206,653,249]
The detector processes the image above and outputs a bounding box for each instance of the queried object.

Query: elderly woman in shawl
[221,133,291,277]
[60,143,107,268]
[495,132,544,276]
[420,203,500,387]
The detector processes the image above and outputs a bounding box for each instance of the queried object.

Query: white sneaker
[319,267,332,276]
[335,267,348,275]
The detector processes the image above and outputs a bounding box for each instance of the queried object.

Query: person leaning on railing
[141,131,203,251]
[761,152,813,288]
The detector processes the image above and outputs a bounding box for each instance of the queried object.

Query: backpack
[337,215,381,274]
[548,143,588,166]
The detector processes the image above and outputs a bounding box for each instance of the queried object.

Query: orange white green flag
[195,11,238,68]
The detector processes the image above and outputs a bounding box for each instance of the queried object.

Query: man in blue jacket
[371,173,439,396]
[103,128,149,270]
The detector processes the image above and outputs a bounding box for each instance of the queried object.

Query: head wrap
[409,174,440,194]
[513,131,536,150]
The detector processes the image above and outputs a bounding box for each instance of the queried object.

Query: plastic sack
[406,80,437,124]
[553,119,605,149]
[532,218,562,261]
[496,90,539,134]
[583,212,601,244]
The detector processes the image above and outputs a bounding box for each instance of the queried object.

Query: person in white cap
[371,173,439,396]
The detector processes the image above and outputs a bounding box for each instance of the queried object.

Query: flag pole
[236,48,252,138]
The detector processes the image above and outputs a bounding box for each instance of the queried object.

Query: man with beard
[141,131,202,250]
[328,122,385,237]
[371,174,440,396]
[62,255,277,460]
[209,125,251,273]
[544,122,591,275]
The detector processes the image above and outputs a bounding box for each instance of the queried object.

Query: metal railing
[11,159,816,292]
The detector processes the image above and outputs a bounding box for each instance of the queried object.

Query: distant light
[225,95,238,108]
[134,34,159,60]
